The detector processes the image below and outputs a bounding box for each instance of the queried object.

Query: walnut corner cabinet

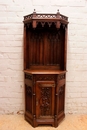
[23,9,69,127]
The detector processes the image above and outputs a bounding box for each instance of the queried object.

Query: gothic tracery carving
[36,75,55,81]
[59,85,64,95]
[48,31,60,42]
[25,74,32,80]
[24,10,68,29]
[26,85,32,96]
[31,32,43,42]
[58,74,65,80]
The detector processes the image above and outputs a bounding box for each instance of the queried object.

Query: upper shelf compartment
[23,9,69,29]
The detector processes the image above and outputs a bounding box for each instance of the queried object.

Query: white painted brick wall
[0,0,87,114]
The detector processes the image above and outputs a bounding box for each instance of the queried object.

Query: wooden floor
[0,114,87,130]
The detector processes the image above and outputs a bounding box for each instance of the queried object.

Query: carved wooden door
[36,81,55,118]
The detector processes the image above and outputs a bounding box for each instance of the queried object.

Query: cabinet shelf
[24,69,66,74]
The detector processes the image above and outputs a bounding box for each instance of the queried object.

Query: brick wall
[0,0,87,114]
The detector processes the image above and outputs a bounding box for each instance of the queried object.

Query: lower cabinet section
[24,73,65,127]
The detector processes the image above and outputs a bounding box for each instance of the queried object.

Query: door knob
[36,98,38,106]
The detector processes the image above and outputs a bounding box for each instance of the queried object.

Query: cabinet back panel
[26,26,65,70]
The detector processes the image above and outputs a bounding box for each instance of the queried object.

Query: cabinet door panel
[36,81,55,118]
[25,85,32,113]
[57,74,65,116]
[25,73,33,114]
[58,85,65,114]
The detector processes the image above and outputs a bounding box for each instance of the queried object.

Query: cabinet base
[25,113,65,128]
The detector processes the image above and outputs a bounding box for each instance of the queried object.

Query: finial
[57,9,60,14]
[33,9,36,13]
[33,9,36,15]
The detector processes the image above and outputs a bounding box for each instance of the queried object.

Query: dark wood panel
[26,27,65,69]
[25,85,32,113]
[58,85,65,114]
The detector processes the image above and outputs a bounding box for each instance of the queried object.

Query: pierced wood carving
[24,10,68,22]
[23,10,68,29]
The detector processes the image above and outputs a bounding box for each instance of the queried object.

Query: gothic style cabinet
[23,10,68,127]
